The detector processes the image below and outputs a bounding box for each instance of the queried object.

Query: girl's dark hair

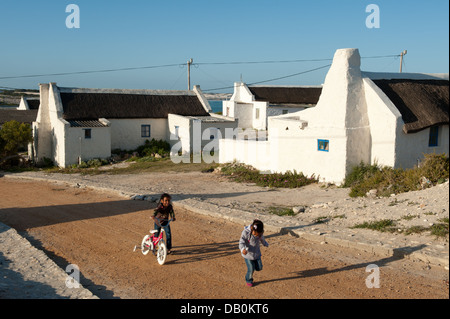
[251,219,264,234]
[160,193,171,201]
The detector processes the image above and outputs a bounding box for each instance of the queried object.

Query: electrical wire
[0,63,184,80]
[194,58,333,65]
[201,64,332,92]
[0,54,400,81]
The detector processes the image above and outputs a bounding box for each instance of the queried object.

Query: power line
[202,64,332,92]
[0,63,184,80]
[0,54,401,81]
[194,58,333,66]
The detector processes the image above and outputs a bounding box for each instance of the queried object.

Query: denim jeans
[154,223,172,250]
[244,258,263,284]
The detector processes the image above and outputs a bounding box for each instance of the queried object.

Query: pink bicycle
[134,218,173,265]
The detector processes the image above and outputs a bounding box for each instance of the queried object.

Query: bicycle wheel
[156,241,167,265]
[141,235,152,255]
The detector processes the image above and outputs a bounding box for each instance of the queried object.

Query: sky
[0,0,448,92]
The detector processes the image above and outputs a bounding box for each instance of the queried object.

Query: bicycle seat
[150,230,158,234]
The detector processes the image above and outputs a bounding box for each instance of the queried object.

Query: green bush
[220,163,317,188]
[351,219,396,232]
[136,139,170,157]
[344,153,449,197]
[0,120,33,155]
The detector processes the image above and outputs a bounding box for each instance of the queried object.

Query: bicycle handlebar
[153,217,174,227]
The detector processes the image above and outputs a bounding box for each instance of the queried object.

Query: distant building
[33,83,237,167]
[223,84,321,130]
[220,48,449,184]
[18,96,40,110]
[0,96,39,128]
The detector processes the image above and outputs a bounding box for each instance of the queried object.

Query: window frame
[141,124,151,138]
[317,139,329,152]
[84,128,91,139]
[428,126,439,147]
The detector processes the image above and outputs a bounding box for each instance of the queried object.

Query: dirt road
[0,178,448,299]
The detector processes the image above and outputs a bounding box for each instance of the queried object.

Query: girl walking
[239,219,269,287]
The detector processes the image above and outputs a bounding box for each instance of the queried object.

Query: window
[428,126,439,147]
[141,125,151,138]
[84,129,91,139]
[282,109,289,115]
[174,126,180,139]
[318,139,329,152]
[255,108,260,120]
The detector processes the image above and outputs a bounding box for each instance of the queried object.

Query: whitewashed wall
[64,124,111,167]
[219,138,272,172]
[267,117,348,184]
[251,102,268,130]
[168,114,191,155]
[363,77,401,167]
[395,125,449,169]
[108,118,167,151]
[34,84,52,163]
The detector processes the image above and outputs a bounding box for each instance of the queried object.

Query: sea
[208,100,223,114]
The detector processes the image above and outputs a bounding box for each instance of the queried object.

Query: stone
[292,206,305,214]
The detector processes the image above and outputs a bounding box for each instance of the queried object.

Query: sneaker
[246,282,253,287]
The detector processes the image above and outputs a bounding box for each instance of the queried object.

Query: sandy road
[0,178,448,299]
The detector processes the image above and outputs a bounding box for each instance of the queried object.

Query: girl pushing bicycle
[152,193,176,254]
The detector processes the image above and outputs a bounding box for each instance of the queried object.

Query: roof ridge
[58,87,197,96]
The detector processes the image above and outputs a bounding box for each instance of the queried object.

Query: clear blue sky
[0,0,448,92]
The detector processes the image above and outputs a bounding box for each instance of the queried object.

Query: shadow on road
[255,244,427,286]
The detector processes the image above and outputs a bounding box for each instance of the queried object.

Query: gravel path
[0,222,97,299]
[0,169,448,298]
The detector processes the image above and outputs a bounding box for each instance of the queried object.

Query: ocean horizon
[208,100,223,113]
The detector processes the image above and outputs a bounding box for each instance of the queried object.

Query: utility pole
[187,58,193,90]
[399,50,407,73]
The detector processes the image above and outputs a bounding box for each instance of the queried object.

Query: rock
[420,176,431,189]
[292,206,306,214]
[366,189,378,197]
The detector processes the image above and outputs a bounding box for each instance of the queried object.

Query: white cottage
[220,48,449,184]
[33,83,237,167]
[223,83,322,130]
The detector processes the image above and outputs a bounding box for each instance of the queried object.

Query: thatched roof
[59,92,209,120]
[0,109,38,125]
[373,79,449,133]
[248,86,322,105]
[26,99,40,110]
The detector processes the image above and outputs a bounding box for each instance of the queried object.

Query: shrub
[220,163,317,188]
[136,139,170,157]
[344,153,449,197]
[351,219,396,232]
[0,120,33,155]
[268,206,295,216]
